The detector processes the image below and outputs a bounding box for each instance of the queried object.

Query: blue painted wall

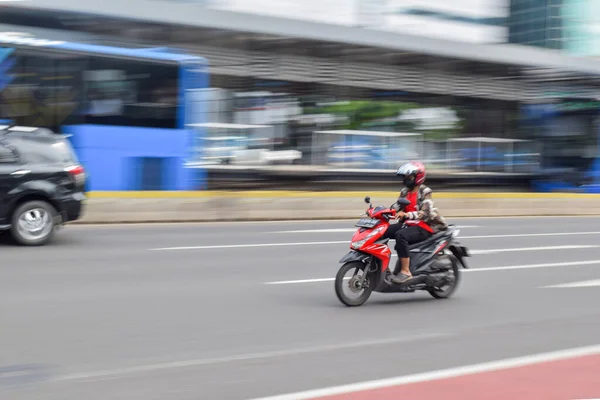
[63,124,205,191]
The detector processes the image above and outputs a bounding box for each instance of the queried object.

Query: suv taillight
[64,165,86,186]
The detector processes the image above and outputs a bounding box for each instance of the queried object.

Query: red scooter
[334,196,470,307]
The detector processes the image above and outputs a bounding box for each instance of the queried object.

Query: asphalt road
[1,217,600,400]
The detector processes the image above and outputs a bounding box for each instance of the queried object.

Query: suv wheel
[11,201,57,246]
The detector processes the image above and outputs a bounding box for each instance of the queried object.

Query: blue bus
[0,32,209,191]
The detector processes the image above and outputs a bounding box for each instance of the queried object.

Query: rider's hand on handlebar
[396,211,407,220]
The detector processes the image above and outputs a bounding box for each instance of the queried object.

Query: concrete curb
[72,191,600,224]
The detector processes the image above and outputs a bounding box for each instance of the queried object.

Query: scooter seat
[409,230,451,250]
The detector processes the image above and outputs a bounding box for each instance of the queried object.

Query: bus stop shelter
[448,137,539,173]
[314,129,423,169]
[188,122,301,166]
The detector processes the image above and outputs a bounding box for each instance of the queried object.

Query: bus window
[83,57,178,129]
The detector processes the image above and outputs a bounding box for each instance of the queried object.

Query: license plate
[355,218,379,229]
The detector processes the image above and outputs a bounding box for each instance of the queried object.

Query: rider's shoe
[391,273,413,284]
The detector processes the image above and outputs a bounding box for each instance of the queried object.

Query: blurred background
[2,0,600,192]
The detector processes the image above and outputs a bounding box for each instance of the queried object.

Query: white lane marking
[266,278,337,285]
[150,242,600,252]
[470,245,599,255]
[150,241,348,251]
[388,245,599,257]
[465,259,600,272]
[272,229,358,233]
[273,226,481,233]
[267,278,333,285]
[264,259,600,285]
[53,333,450,382]
[462,231,600,239]
[267,230,600,238]
[269,230,600,239]
[542,279,600,289]
[248,344,600,400]
[452,215,600,219]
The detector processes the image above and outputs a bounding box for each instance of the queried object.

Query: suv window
[7,136,78,165]
[0,145,18,164]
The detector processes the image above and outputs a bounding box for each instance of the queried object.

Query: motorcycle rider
[384,162,448,283]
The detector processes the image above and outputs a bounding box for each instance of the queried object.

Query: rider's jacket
[397,184,448,234]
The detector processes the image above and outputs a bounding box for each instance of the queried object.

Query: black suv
[0,125,86,246]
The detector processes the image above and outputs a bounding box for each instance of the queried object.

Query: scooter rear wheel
[428,255,460,299]
[335,261,376,307]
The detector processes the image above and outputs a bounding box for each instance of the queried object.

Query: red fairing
[351,208,395,243]
[350,208,396,272]
[363,242,393,271]
[350,225,392,271]
[368,208,395,219]
[351,228,375,243]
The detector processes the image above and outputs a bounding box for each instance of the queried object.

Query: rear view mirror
[397,198,411,208]
[364,196,371,204]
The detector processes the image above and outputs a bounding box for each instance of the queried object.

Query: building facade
[562,0,600,56]
[201,0,511,43]
[508,0,564,50]
[508,0,600,57]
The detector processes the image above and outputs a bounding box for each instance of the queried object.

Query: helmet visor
[402,175,416,188]
[396,163,418,177]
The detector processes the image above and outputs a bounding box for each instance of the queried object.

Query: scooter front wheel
[335,261,375,307]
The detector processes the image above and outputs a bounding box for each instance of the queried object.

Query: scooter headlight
[351,226,386,249]
[351,239,367,250]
